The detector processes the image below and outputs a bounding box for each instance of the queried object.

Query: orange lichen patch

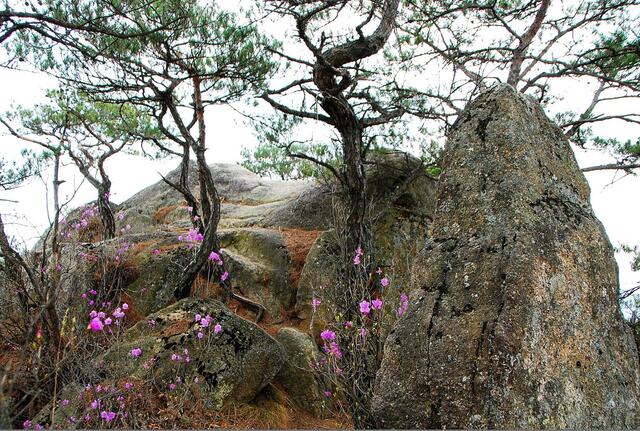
[158,320,191,338]
[152,205,179,224]
[129,240,158,255]
[281,228,322,289]
[119,291,145,326]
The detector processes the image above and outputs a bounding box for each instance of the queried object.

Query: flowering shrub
[308,246,410,425]
[0,200,145,428]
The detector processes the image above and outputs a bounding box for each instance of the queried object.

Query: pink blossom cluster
[179,228,203,249]
[100,411,116,422]
[58,204,99,239]
[359,298,383,315]
[208,251,223,265]
[323,341,342,359]
[194,313,222,339]
[320,329,342,359]
[88,303,128,332]
[171,348,191,363]
[114,242,131,261]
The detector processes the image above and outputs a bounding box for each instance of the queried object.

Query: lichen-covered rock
[118,162,331,232]
[102,298,285,408]
[274,328,328,417]
[219,228,294,320]
[371,84,640,428]
[35,298,286,428]
[123,236,194,316]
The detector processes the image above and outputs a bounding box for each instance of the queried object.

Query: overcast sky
[0,63,638,299]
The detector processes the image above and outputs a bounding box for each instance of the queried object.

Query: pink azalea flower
[195,313,202,322]
[214,323,222,334]
[372,298,383,310]
[130,347,142,358]
[329,341,342,359]
[359,300,371,315]
[311,298,321,312]
[89,317,104,332]
[380,277,390,287]
[104,317,112,326]
[23,420,32,429]
[344,321,353,328]
[324,390,332,397]
[398,292,409,317]
[221,271,229,282]
[320,329,336,342]
[197,331,204,339]
[152,249,161,255]
[122,303,129,310]
[100,411,116,422]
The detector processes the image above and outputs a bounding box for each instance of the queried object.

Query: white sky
[0,63,638,297]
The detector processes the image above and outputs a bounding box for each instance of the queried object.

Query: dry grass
[137,383,351,429]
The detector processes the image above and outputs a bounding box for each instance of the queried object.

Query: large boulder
[371,84,640,428]
[101,298,286,406]
[274,328,329,417]
[39,298,286,428]
[118,162,332,232]
[219,228,295,320]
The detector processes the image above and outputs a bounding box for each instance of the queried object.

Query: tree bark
[507,0,550,86]
[304,1,400,426]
